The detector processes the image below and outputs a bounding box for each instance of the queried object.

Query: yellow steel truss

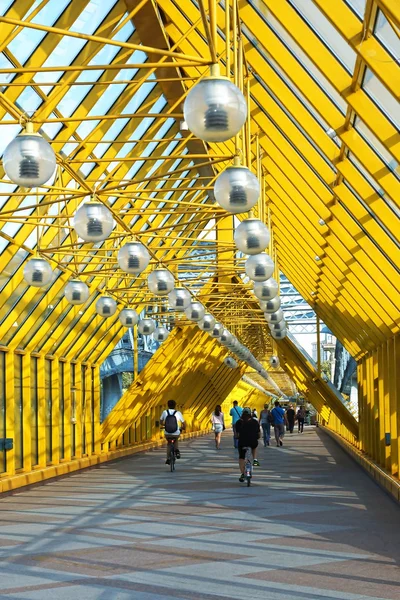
[0,0,398,489]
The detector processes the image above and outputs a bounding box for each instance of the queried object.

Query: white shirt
[160,409,184,436]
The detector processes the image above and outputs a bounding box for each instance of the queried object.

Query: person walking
[297,406,305,433]
[229,400,243,449]
[235,407,261,481]
[211,405,225,449]
[259,404,271,447]
[286,403,295,434]
[271,400,288,447]
[252,408,258,419]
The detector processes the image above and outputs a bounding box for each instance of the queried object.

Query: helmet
[242,407,252,415]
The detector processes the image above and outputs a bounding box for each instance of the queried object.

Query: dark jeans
[298,419,304,433]
[287,419,294,433]
[261,422,270,445]
[233,424,239,448]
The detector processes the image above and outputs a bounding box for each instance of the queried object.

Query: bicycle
[167,437,177,472]
[243,446,253,486]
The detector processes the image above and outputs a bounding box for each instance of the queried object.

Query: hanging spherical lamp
[260,296,281,313]
[198,314,216,331]
[23,257,53,287]
[183,64,247,143]
[73,200,114,242]
[220,329,233,346]
[3,122,56,187]
[147,269,175,296]
[138,318,156,335]
[214,161,259,214]
[234,219,270,255]
[264,308,284,323]
[253,278,279,301]
[209,322,224,338]
[119,308,139,327]
[96,296,117,318]
[269,355,280,368]
[118,242,150,274]
[154,326,169,342]
[245,252,274,282]
[269,320,286,332]
[236,347,251,361]
[228,337,241,352]
[168,288,191,311]
[184,301,205,322]
[271,328,287,340]
[64,279,89,305]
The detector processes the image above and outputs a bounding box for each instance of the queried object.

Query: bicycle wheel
[170,446,175,472]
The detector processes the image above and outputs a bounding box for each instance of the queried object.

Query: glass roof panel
[253,72,337,173]
[354,116,399,179]
[0,53,15,86]
[288,0,357,72]
[343,0,366,19]
[6,0,72,65]
[249,1,347,113]
[242,24,333,135]
[362,68,399,129]
[374,9,400,58]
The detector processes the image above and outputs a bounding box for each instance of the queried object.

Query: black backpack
[165,410,178,433]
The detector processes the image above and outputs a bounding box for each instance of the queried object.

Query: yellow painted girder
[101,325,244,443]
[239,3,400,204]
[257,0,399,162]
[377,0,400,30]
[313,0,399,99]
[276,336,359,437]
[264,165,398,340]
[250,78,399,243]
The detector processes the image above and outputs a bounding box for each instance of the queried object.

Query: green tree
[321,360,331,380]
[121,371,134,393]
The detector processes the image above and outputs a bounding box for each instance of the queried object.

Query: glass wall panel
[82,365,86,455]
[60,362,65,460]
[71,363,76,457]
[14,354,23,469]
[0,352,5,473]
[45,359,52,463]
[31,357,39,466]
[91,368,95,453]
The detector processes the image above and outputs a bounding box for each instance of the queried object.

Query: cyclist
[160,400,185,465]
[235,407,261,482]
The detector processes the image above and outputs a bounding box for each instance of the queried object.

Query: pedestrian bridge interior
[0,0,399,597]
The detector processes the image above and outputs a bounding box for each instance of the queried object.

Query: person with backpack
[297,406,305,433]
[259,403,272,446]
[271,400,288,447]
[229,400,243,449]
[211,405,225,450]
[160,399,185,464]
[235,407,261,481]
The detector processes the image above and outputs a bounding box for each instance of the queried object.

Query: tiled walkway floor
[0,428,399,599]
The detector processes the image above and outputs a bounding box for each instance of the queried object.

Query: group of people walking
[160,398,306,481]
[211,400,306,481]
[259,402,306,445]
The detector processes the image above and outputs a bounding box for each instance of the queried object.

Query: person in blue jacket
[229,400,243,449]
[271,400,288,447]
